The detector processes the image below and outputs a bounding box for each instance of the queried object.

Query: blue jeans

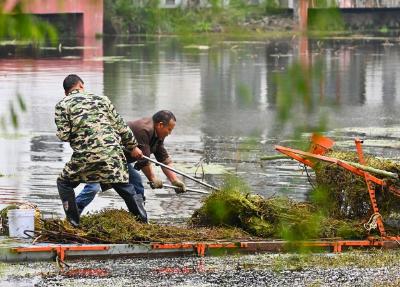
[76,164,144,214]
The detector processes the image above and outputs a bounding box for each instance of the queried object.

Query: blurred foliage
[311,0,338,8]
[308,8,344,31]
[1,93,27,130]
[0,0,58,130]
[106,0,164,34]
[104,0,288,35]
[274,59,328,143]
[270,4,347,252]
[0,0,57,44]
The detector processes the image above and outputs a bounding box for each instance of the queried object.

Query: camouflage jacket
[55,90,137,183]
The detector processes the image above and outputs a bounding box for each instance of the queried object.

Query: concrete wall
[339,8,400,29]
[4,0,103,38]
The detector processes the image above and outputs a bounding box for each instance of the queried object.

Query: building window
[166,0,175,5]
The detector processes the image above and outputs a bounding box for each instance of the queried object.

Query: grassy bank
[104,0,292,36]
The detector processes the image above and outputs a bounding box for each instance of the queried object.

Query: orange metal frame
[11,136,400,260]
[151,242,239,257]
[275,136,400,246]
[150,239,390,255]
[12,245,109,261]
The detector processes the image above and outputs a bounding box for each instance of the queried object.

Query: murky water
[1,35,400,220]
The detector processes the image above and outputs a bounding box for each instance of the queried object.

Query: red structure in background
[4,0,103,38]
[298,0,309,32]
[3,0,104,60]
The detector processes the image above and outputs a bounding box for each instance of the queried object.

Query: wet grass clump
[24,153,400,244]
[190,177,367,240]
[313,150,400,233]
[36,209,252,244]
[30,174,371,243]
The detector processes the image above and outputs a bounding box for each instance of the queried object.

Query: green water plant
[0,1,57,44]
[313,150,400,223]
[37,209,250,244]
[190,175,367,240]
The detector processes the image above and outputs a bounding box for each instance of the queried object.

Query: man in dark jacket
[75,110,186,215]
[55,74,146,226]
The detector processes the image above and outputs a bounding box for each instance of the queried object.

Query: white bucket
[7,209,35,238]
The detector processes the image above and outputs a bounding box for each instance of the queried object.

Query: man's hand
[130,147,143,160]
[172,180,186,194]
[149,178,163,189]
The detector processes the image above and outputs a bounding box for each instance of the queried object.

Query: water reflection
[1,35,400,219]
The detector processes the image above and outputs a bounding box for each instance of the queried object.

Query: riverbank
[103,2,400,37]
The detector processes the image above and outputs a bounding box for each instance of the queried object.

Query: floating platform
[1,236,400,262]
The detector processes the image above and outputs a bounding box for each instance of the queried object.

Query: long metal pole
[142,155,220,191]
[163,184,210,195]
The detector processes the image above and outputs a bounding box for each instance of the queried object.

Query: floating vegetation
[114,43,145,47]
[61,46,98,50]
[191,177,367,240]
[61,56,82,60]
[88,56,138,63]
[0,173,372,244]
[32,209,252,244]
[313,150,400,229]
[6,148,400,244]
[174,163,234,175]
[183,45,210,50]
[39,46,58,50]
[0,40,31,46]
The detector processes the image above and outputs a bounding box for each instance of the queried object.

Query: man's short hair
[63,74,84,93]
[152,110,176,125]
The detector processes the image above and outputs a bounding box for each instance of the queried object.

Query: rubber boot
[125,194,148,223]
[57,179,80,227]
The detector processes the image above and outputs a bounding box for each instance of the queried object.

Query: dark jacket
[125,117,171,170]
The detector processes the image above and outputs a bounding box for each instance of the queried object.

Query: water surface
[1,35,400,219]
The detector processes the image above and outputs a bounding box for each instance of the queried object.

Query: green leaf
[9,102,18,128]
[17,94,26,112]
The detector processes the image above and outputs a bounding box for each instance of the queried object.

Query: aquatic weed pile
[313,150,400,225]
[16,150,400,244]
[190,178,367,240]
[35,209,252,244]
[33,174,373,243]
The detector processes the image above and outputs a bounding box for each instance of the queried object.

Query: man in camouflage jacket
[55,74,147,226]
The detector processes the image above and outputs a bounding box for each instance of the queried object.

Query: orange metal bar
[8,239,399,261]
[277,138,400,239]
[355,139,386,236]
[12,245,109,261]
[196,244,206,256]
[151,242,238,256]
[275,147,316,168]
[151,243,195,249]
[151,240,392,254]
[303,239,385,252]
[355,138,366,164]
[275,145,385,186]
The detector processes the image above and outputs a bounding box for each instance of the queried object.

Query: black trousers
[57,179,148,226]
